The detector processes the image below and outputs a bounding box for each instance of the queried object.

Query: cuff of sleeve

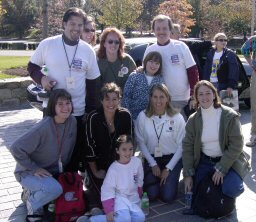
[183,168,195,177]
[138,187,143,198]
[214,163,227,176]
[102,198,115,214]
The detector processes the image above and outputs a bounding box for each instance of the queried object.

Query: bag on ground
[55,172,87,222]
[193,175,235,219]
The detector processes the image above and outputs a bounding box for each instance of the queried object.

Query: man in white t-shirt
[27,7,100,172]
[144,15,199,117]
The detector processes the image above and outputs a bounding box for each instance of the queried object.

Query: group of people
[8,6,252,222]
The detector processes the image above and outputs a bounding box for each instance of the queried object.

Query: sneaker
[76,215,90,222]
[90,207,104,216]
[26,199,44,216]
[246,140,256,147]
[21,188,30,203]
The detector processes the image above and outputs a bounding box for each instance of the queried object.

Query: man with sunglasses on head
[27,7,101,172]
[203,32,240,97]
[144,15,199,119]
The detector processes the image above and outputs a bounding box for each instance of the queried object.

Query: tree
[1,0,37,38]
[201,0,251,39]
[138,0,165,34]
[91,0,143,31]
[158,0,195,35]
[42,0,48,39]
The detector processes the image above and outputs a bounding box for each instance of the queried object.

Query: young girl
[80,135,145,222]
[122,51,163,120]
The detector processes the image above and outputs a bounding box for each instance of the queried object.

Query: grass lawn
[0,56,30,79]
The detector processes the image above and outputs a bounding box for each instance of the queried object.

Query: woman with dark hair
[122,51,164,120]
[182,80,250,215]
[135,83,185,203]
[81,15,97,46]
[97,27,136,91]
[85,82,133,206]
[203,33,240,97]
[9,89,77,219]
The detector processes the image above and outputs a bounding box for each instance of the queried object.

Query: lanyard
[54,123,67,157]
[152,120,164,145]
[62,38,79,75]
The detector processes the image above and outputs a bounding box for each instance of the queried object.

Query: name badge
[58,157,63,173]
[154,146,163,157]
[66,77,75,90]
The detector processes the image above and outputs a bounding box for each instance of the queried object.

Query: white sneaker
[246,135,256,147]
[76,215,90,222]
[246,140,256,147]
[21,188,30,203]
[26,200,44,215]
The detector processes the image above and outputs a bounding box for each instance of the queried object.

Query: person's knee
[114,210,131,222]
[222,183,244,198]
[45,180,63,199]
[131,211,145,222]
[146,187,159,201]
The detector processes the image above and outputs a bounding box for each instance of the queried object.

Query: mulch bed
[4,67,29,77]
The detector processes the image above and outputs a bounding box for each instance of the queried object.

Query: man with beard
[27,7,100,172]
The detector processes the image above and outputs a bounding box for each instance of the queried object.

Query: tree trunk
[42,0,48,39]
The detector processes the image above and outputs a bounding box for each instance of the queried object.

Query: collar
[62,34,79,46]
[157,39,170,46]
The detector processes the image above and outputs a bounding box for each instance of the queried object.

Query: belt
[201,152,221,163]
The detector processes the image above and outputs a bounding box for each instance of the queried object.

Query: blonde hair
[145,84,178,117]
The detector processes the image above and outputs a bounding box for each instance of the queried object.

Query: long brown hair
[145,84,177,117]
[193,80,221,109]
[97,27,126,59]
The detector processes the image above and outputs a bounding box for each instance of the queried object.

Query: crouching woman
[9,89,77,218]
[182,80,250,215]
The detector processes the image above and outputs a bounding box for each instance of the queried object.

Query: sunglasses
[84,28,95,33]
[217,39,227,42]
[107,40,120,45]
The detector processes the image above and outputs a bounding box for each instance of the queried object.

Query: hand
[184,176,193,193]
[189,98,196,110]
[106,211,115,222]
[212,170,224,186]
[34,168,52,177]
[94,169,106,179]
[160,168,169,185]
[41,76,57,91]
[152,165,161,177]
[226,88,233,97]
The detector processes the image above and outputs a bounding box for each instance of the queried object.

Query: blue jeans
[20,174,63,212]
[195,157,244,198]
[144,157,182,203]
[90,209,145,222]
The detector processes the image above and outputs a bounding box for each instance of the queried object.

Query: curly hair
[97,27,126,59]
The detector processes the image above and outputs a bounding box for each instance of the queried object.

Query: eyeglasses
[217,39,227,42]
[84,28,95,33]
[107,40,120,45]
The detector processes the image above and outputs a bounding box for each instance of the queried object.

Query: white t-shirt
[135,111,185,170]
[210,51,223,83]
[101,156,143,212]
[144,40,196,101]
[30,35,100,116]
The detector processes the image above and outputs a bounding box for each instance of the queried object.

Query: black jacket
[85,106,133,170]
[203,48,239,89]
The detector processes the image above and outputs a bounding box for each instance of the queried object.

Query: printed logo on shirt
[71,58,89,73]
[170,54,180,64]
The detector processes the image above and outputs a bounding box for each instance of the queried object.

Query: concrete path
[0,106,255,222]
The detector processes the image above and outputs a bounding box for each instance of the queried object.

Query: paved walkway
[0,107,256,222]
